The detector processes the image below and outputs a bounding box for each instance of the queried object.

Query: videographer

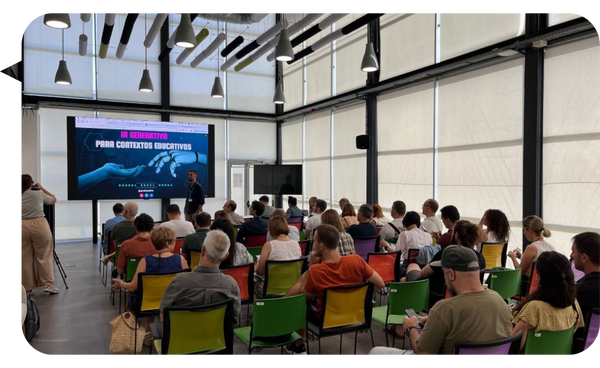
[22,174,58,294]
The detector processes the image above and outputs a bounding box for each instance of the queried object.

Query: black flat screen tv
[253,164,302,195]
[67,116,214,200]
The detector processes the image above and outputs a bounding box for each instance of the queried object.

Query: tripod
[53,248,68,289]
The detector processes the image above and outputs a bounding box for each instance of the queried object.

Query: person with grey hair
[346,204,377,238]
[266,208,300,242]
[158,229,241,334]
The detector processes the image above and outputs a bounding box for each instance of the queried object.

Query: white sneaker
[43,285,59,294]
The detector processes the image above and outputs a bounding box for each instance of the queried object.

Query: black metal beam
[365,18,380,205]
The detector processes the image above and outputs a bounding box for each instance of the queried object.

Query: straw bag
[109,311,146,354]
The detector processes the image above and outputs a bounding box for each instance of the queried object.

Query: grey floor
[28,240,399,355]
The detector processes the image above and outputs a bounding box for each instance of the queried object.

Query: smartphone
[405,309,424,328]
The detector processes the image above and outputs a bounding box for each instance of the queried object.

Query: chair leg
[340,334,343,354]
[385,324,389,347]
[134,321,138,355]
[370,329,374,347]
[318,338,321,354]
[354,332,358,354]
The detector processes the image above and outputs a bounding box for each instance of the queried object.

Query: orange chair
[221,262,255,326]
[173,238,185,254]
[367,251,401,284]
[512,261,538,301]
[245,233,267,248]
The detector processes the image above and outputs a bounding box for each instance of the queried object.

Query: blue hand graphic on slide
[78,163,146,192]
[147,150,207,178]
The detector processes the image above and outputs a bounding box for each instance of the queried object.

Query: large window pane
[335,14,367,95]
[305,111,331,204]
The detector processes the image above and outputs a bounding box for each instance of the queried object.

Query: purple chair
[584,308,600,352]
[351,235,380,261]
[572,260,585,282]
[454,330,522,355]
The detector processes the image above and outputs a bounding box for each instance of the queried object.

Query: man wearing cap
[370,245,513,355]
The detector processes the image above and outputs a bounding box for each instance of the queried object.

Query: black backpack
[24,293,40,342]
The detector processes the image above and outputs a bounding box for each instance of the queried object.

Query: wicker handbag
[109,311,146,354]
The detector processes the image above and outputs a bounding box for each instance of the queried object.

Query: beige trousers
[22,217,55,290]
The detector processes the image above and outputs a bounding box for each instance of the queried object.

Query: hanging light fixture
[211,22,224,98]
[361,42,379,72]
[275,14,293,62]
[55,29,72,85]
[139,14,153,92]
[175,14,197,48]
[273,78,285,104]
[44,14,71,29]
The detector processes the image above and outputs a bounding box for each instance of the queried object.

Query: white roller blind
[281,118,303,163]
[283,50,304,111]
[306,19,332,105]
[228,119,277,161]
[304,111,331,203]
[335,14,367,95]
[543,37,600,257]
[548,14,582,27]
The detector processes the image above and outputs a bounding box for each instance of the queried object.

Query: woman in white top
[477,209,511,249]
[371,204,390,227]
[256,215,302,276]
[382,211,432,259]
[508,215,555,277]
[22,175,58,294]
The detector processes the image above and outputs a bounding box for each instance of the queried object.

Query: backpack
[24,293,40,342]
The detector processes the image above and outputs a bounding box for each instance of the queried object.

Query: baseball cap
[430,245,480,272]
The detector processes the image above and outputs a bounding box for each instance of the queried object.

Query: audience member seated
[511,251,584,351]
[378,200,406,245]
[116,213,157,279]
[371,204,389,227]
[477,209,510,249]
[104,202,125,242]
[370,245,512,355]
[381,211,432,278]
[340,203,359,229]
[267,208,299,242]
[286,196,303,219]
[304,199,327,239]
[223,200,245,226]
[255,216,302,297]
[570,232,600,332]
[437,205,460,249]
[259,195,274,220]
[421,198,443,236]
[181,212,211,257]
[236,200,268,244]
[157,230,241,336]
[308,196,318,218]
[210,219,253,269]
[102,202,139,265]
[338,197,349,212]
[285,224,385,354]
[405,220,486,308]
[321,209,355,256]
[509,215,555,279]
[159,204,195,238]
[346,204,377,238]
[214,210,228,221]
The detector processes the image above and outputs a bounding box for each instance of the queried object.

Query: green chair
[524,326,575,355]
[154,299,235,354]
[110,242,123,306]
[488,268,521,302]
[118,257,142,314]
[234,294,307,354]
[372,279,429,348]
[262,257,308,298]
[247,246,263,263]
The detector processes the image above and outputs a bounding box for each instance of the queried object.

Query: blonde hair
[321,209,345,232]
[268,215,290,237]
[523,215,551,238]
[150,227,176,251]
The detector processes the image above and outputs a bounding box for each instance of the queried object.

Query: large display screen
[67,116,214,201]
[253,165,302,195]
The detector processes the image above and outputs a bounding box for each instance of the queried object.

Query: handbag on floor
[109,311,145,354]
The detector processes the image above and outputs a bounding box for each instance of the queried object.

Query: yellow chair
[262,257,308,298]
[307,283,375,354]
[154,299,234,354]
[480,242,508,269]
[187,250,202,269]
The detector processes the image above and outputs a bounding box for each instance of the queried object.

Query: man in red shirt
[116,213,156,279]
[285,224,385,353]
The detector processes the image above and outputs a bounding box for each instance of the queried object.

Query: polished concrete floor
[28,240,399,355]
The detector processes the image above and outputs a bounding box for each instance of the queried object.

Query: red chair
[173,238,185,254]
[221,262,254,326]
[407,248,420,265]
[288,222,302,232]
[245,233,267,248]
[298,240,311,257]
[376,227,383,235]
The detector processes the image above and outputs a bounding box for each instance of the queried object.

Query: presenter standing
[184,169,205,223]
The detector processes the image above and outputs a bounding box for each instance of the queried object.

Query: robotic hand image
[148,150,207,178]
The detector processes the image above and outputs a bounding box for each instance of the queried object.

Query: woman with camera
[22,174,58,294]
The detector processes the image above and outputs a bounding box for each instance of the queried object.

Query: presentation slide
[67,116,214,201]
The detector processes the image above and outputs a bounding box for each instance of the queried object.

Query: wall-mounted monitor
[67,116,214,201]
[253,164,302,195]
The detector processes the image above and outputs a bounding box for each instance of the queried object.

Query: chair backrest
[125,257,142,282]
[571,260,585,282]
[387,280,430,318]
[376,226,382,235]
[524,326,575,354]
[161,299,234,354]
[321,283,374,332]
[367,251,401,283]
[352,235,380,261]
[528,262,539,295]
[186,250,202,270]
[455,330,522,355]
[298,240,311,257]
[288,222,302,232]
[488,268,522,300]
[407,248,420,265]
[251,294,306,342]
[480,243,508,268]
[245,233,267,248]
[114,242,123,265]
[173,238,185,255]
[246,246,263,263]
[288,217,303,223]
[136,269,191,317]
[233,227,239,241]
[583,308,600,352]
[263,257,308,298]
[221,262,254,304]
